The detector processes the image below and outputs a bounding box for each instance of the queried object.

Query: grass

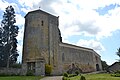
[63,75,81,80]
[84,73,120,80]
[0,76,43,80]
[63,73,120,80]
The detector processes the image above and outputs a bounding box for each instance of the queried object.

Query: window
[41,20,44,26]
[62,53,64,62]
[27,62,35,73]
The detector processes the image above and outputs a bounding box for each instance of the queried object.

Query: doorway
[96,64,100,71]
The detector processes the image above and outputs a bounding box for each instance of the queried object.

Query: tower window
[41,20,44,26]
[62,53,64,62]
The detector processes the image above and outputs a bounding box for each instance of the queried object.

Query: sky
[0,0,120,65]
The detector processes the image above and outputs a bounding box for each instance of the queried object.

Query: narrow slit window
[41,20,44,26]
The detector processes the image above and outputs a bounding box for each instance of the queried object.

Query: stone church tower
[22,9,102,75]
[22,10,60,75]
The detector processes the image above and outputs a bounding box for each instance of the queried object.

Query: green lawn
[84,73,120,80]
[63,73,120,80]
[0,76,43,80]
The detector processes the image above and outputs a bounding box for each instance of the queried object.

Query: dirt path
[40,76,63,80]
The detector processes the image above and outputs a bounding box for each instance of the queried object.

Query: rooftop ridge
[61,42,93,50]
[25,9,58,18]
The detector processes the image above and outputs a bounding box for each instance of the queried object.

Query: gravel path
[40,76,63,80]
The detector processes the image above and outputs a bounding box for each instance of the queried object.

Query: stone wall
[22,10,49,64]
[58,43,102,73]
[0,68,21,75]
[48,15,59,68]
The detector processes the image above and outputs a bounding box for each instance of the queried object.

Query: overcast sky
[0,0,120,65]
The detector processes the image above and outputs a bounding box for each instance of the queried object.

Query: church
[22,9,102,75]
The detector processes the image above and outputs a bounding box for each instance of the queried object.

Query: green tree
[0,27,7,67]
[1,5,19,68]
[101,60,109,70]
[116,48,120,62]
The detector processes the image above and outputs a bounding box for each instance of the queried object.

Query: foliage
[116,48,120,61]
[101,60,109,70]
[45,64,52,75]
[111,70,120,77]
[114,70,120,74]
[0,5,19,67]
[75,71,80,75]
[84,73,120,80]
[62,77,67,80]
[63,72,69,77]
[69,74,77,77]
[26,70,34,76]
[0,73,19,76]
[0,73,9,77]
[63,73,120,80]
[80,76,86,80]
[10,62,22,68]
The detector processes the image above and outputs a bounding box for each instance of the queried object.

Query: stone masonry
[22,9,102,75]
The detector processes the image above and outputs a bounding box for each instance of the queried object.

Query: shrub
[26,70,34,76]
[62,76,67,80]
[111,73,120,77]
[10,63,22,68]
[45,64,52,75]
[80,76,86,80]
[0,73,9,76]
[115,70,120,74]
[63,72,69,77]
[75,71,79,75]
[69,74,77,77]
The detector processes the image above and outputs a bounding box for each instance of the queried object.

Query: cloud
[76,39,105,54]
[0,0,20,13]
[51,1,120,40]
[17,43,23,62]
[1,0,120,62]
[17,25,24,62]
[0,0,9,11]
[15,14,24,26]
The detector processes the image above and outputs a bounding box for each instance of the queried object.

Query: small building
[107,62,120,73]
[22,9,102,75]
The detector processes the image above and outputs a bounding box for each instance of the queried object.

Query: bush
[75,71,79,75]
[0,73,9,76]
[80,76,86,80]
[26,70,34,76]
[10,63,22,68]
[63,72,68,77]
[62,76,67,80]
[111,73,120,77]
[45,64,52,75]
[115,70,120,74]
[69,74,77,77]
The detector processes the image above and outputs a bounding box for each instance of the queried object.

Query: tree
[0,27,7,67]
[1,5,19,68]
[101,60,109,70]
[116,48,120,59]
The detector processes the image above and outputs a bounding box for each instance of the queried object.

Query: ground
[0,73,120,80]
[0,76,43,80]
[41,73,120,80]
[40,76,62,80]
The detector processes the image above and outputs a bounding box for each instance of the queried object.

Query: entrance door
[96,64,100,71]
[27,62,35,74]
